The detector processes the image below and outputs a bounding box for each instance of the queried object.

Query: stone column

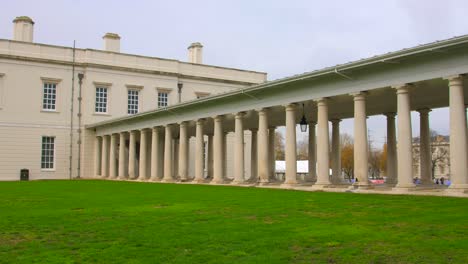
[395,85,415,189]
[384,113,397,185]
[353,92,370,188]
[268,127,276,181]
[250,129,258,182]
[257,108,269,184]
[101,135,109,178]
[207,134,213,179]
[307,121,317,182]
[94,136,102,177]
[109,134,118,179]
[150,127,161,181]
[138,129,148,180]
[233,112,245,184]
[418,108,433,185]
[178,122,189,181]
[284,104,298,185]
[331,119,342,184]
[314,98,331,187]
[447,76,468,190]
[213,115,225,183]
[222,132,227,178]
[195,119,205,183]
[118,132,127,179]
[128,130,137,179]
[163,125,174,182]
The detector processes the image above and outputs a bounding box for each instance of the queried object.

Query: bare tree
[340,133,354,181]
[274,131,285,160]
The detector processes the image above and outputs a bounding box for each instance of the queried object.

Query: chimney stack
[188,42,203,64]
[103,33,121,53]
[13,16,34,42]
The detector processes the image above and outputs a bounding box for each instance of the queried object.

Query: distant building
[412,135,450,180]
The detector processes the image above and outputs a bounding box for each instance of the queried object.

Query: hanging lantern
[300,103,308,132]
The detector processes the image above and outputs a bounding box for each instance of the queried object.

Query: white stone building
[0,16,266,181]
[2,16,468,195]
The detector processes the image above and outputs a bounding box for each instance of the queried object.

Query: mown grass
[0,180,467,263]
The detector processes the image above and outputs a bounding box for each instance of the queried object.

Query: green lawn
[0,181,467,263]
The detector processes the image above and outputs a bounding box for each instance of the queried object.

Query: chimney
[103,33,121,53]
[188,42,203,64]
[13,16,34,42]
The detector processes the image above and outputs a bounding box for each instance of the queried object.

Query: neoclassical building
[0,16,266,181]
[1,16,468,195]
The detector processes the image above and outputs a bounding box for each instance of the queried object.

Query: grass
[0,180,467,263]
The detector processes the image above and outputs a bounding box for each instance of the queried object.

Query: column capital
[330,119,342,124]
[444,74,464,82]
[313,97,329,105]
[140,128,150,132]
[349,91,368,98]
[129,130,138,135]
[284,103,297,111]
[179,121,188,127]
[196,118,205,125]
[416,108,431,115]
[152,126,161,132]
[392,83,413,94]
[235,112,246,119]
[384,112,396,118]
[256,107,269,114]
[213,115,224,122]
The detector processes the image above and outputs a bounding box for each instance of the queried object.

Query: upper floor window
[95,87,108,113]
[42,82,57,111]
[158,92,168,108]
[41,136,55,170]
[128,90,139,114]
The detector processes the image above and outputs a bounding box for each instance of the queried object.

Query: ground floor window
[41,136,55,169]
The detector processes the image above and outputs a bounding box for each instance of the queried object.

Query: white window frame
[127,89,140,115]
[41,136,56,171]
[0,73,4,110]
[95,86,109,113]
[156,88,172,108]
[40,77,61,112]
[158,91,168,108]
[93,82,112,115]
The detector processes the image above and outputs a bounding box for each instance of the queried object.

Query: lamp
[300,103,308,132]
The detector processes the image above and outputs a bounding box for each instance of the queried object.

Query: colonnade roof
[88,34,468,135]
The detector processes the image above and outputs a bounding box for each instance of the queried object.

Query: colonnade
[94,76,468,192]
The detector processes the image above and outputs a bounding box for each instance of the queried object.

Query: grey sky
[1,0,467,146]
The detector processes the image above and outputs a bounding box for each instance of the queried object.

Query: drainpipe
[69,40,76,180]
[76,73,84,179]
[177,81,183,103]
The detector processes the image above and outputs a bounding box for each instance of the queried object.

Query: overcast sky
[1,0,467,147]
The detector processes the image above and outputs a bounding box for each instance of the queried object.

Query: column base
[447,184,468,193]
[192,178,206,184]
[149,177,161,182]
[137,177,147,181]
[310,182,332,190]
[161,178,175,183]
[179,177,190,182]
[211,178,226,184]
[117,176,127,180]
[353,182,374,190]
[231,179,246,185]
[392,183,417,192]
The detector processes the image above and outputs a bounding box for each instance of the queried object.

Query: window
[41,136,55,169]
[42,82,57,111]
[128,90,139,114]
[95,87,108,113]
[0,73,4,109]
[158,92,168,108]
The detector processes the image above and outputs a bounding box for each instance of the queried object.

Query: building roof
[87,33,468,129]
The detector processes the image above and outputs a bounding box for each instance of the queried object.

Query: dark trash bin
[20,169,29,181]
